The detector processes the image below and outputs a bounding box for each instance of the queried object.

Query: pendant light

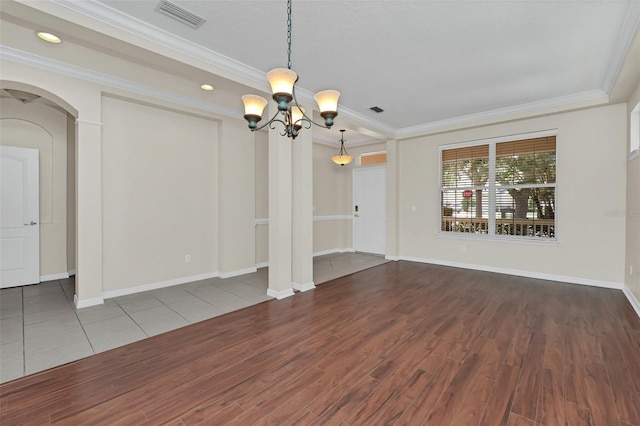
[332,130,353,166]
[241,0,340,139]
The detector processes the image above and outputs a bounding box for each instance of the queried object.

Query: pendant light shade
[266,68,298,110]
[332,130,353,166]
[242,95,269,129]
[290,104,305,130]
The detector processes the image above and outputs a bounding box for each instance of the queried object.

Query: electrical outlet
[185,254,191,263]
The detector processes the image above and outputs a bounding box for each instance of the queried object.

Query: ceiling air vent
[370,106,384,113]
[155,0,206,29]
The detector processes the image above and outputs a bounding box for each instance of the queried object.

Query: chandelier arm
[248,109,288,133]
[291,86,332,130]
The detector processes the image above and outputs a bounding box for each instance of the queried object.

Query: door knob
[24,221,37,226]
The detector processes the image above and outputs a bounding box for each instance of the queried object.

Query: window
[440,132,556,240]
[360,151,386,166]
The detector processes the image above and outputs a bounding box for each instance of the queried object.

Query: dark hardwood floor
[1,261,639,425]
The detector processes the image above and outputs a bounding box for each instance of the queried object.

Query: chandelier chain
[287,0,292,70]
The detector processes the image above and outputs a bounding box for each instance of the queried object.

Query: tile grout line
[67,280,98,356]
[114,298,152,339]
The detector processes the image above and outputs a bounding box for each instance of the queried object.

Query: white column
[74,118,104,308]
[291,117,314,291]
[267,103,295,299]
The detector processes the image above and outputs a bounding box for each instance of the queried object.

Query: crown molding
[396,89,609,140]
[601,1,640,94]
[42,0,399,139]
[47,0,270,92]
[10,0,630,142]
[0,45,242,120]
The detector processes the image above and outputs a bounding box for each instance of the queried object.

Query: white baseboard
[267,288,295,299]
[219,267,257,279]
[74,294,104,309]
[623,285,640,319]
[293,281,316,292]
[385,255,400,261]
[313,247,355,257]
[68,269,76,276]
[255,248,355,269]
[40,272,69,282]
[400,256,624,290]
[103,272,218,299]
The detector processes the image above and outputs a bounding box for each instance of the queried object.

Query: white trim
[75,119,103,126]
[601,1,640,94]
[292,281,316,292]
[42,0,631,142]
[267,288,295,300]
[219,267,257,279]
[68,269,76,276]
[437,232,559,246]
[40,272,69,282]
[440,129,558,150]
[0,46,241,120]
[399,256,624,290]
[256,248,355,269]
[623,285,640,319]
[313,248,355,257]
[398,90,608,139]
[74,294,104,309]
[313,215,353,222]
[385,255,400,261]
[256,215,353,226]
[103,272,218,299]
[628,149,639,161]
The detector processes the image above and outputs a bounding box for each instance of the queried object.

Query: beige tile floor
[0,252,388,383]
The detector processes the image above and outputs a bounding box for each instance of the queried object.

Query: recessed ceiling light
[37,32,62,44]
[200,84,214,91]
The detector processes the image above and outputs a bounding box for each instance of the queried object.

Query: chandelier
[241,0,340,139]
[332,130,353,166]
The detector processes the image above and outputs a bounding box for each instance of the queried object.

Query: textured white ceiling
[2,0,639,144]
[96,0,637,131]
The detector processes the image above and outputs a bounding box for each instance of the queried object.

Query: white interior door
[1,146,40,288]
[353,166,386,255]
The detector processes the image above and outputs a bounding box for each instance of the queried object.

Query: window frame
[438,129,558,243]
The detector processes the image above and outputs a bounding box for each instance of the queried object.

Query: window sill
[437,232,559,246]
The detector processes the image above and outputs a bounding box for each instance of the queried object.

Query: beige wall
[101,95,218,292]
[313,143,352,253]
[398,103,627,285]
[0,98,69,277]
[217,118,256,275]
[626,81,640,303]
[255,130,269,264]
